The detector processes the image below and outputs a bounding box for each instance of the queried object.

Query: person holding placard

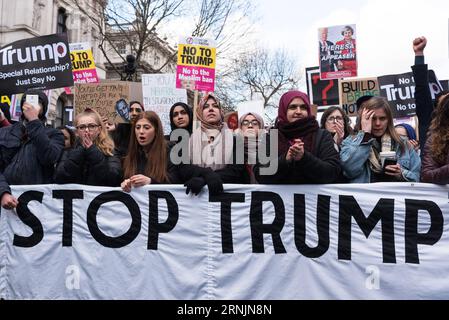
[0,89,65,209]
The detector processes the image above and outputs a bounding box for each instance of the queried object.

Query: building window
[57,8,68,34]
[116,42,127,55]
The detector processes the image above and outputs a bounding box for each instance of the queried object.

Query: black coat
[132,146,182,184]
[411,62,433,151]
[254,129,341,184]
[0,120,64,196]
[111,122,131,158]
[54,142,123,187]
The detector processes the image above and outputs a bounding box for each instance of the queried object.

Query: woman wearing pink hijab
[255,90,341,184]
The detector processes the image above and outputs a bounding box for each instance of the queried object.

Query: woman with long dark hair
[421,94,449,183]
[121,111,174,191]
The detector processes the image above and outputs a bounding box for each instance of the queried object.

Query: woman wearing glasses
[255,90,341,184]
[54,108,123,186]
[237,112,265,183]
[320,106,353,151]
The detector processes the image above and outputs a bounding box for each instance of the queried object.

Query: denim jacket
[340,131,421,183]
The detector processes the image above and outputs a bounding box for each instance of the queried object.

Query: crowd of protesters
[0,37,448,210]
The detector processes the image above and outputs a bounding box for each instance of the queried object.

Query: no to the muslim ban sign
[176,36,216,92]
[69,42,99,84]
[0,33,74,95]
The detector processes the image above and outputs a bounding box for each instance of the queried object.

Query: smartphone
[26,94,39,109]
[383,158,397,169]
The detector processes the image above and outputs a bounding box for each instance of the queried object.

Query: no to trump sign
[176,36,216,92]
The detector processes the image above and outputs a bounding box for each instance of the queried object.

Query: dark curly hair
[429,93,449,164]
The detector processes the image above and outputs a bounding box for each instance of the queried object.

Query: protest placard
[74,81,142,121]
[142,74,187,135]
[176,36,216,92]
[0,34,73,95]
[378,70,443,118]
[69,42,99,84]
[339,77,379,116]
[318,24,357,80]
[306,67,340,107]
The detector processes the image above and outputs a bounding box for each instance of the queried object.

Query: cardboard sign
[339,77,380,116]
[74,81,143,121]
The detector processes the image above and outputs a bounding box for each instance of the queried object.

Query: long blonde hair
[75,108,115,156]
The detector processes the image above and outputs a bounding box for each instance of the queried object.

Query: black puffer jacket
[54,142,123,187]
[0,120,64,196]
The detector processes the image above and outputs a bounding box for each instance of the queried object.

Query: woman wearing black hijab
[165,102,193,142]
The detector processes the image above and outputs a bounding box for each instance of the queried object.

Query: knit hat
[395,123,417,140]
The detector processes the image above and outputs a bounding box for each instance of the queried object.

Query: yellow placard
[70,50,96,71]
[177,44,216,68]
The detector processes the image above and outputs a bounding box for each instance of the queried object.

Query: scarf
[368,133,394,173]
[195,94,225,131]
[276,117,319,155]
[190,126,234,171]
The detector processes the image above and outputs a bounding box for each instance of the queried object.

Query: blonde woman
[55,108,123,186]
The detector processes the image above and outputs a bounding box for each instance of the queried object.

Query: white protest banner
[1,183,449,299]
[142,74,187,135]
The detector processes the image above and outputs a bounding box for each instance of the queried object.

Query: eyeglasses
[241,120,260,127]
[76,124,99,131]
[326,116,343,123]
